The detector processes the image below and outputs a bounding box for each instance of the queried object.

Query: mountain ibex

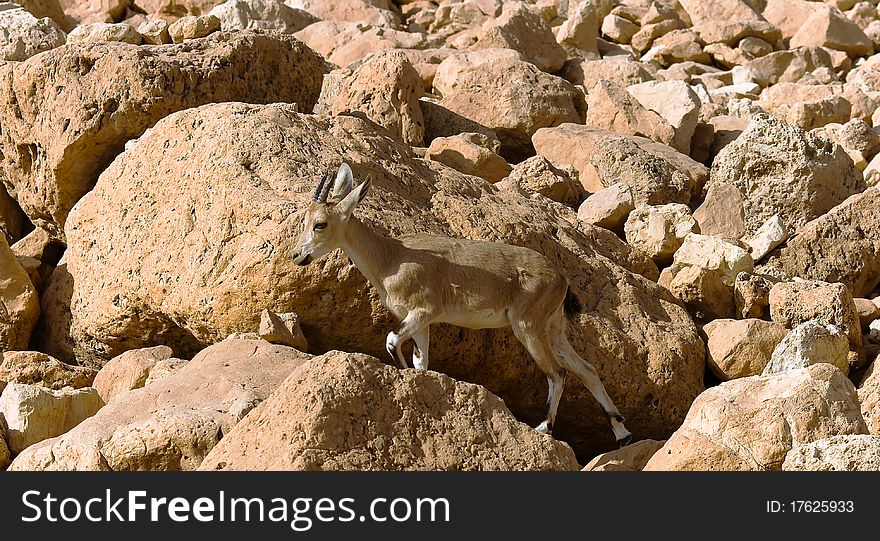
[292,163,632,445]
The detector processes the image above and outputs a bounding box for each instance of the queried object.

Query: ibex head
[292,163,371,266]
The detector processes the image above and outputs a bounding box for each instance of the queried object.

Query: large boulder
[0,234,39,352]
[9,337,306,470]
[294,20,424,67]
[701,114,865,239]
[703,318,788,380]
[0,30,326,239]
[644,364,867,471]
[199,353,580,471]
[208,0,318,33]
[626,80,701,155]
[763,320,850,376]
[0,351,97,390]
[0,3,66,61]
[434,49,584,160]
[36,102,705,458]
[92,345,176,404]
[0,383,103,453]
[790,6,873,57]
[760,188,880,298]
[532,124,708,206]
[287,0,400,28]
[468,2,566,73]
[783,435,880,471]
[586,80,676,150]
[330,51,425,147]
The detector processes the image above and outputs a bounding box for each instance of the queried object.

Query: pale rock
[627,79,701,155]
[0,184,25,242]
[623,203,695,264]
[136,19,170,45]
[576,183,633,231]
[783,434,880,470]
[743,215,788,262]
[294,20,424,67]
[560,57,653,90]
[92,346,174,404]
[209,0,317,33]
[791,7,873,57]
[644,364,867,471]
[168,14,220,43]
[393,48,455,91]
[198,353,580,471]
[0,351,96,390]
[693,182,746,239]
[650,29,710,67]
[763,320,850,376]
[860,359,880,434]
[582,439,664,471]
[738,37,774,58]
[855,298,880,329]
[630,18,678,53]
[258,310,308,351]
[747,47,838,86]
[769,280,864,369]
[556,0,599,58]
[143,358,189,386]
[0,383,103,453]
[664,265,735,320]
[693,21,781,47]
[0,3,65,61]
[587,79,675,149]
[677,0,764,27]
[469,2,566,73]
[705,114,865,239]
[287,0,400,28]
[0,422,8,469]
[425,133,511,182]
[532,124,708,206]
[0,234,38,352]
[330,50,425,146]
[601,13,638,45]
[704,318,788,380]
[67,22,141,44]
[668,233,754,286]
[434,50,583,160]
[864,20,880,49]
[9,338,306,470]
[848,2,878,29]
[497,155,584,207]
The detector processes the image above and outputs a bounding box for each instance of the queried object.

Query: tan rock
[136,19,171,45]
[630,18,678,53]
[669,233,754,286]
[92,346,175,404]
[693,21,781,47]
[743,215,788,262]
[678,0,763,27]
[0,184,25,243]
[288,0,400,28]
[704,318,787,380]
[587,79,675,149]
[693,182,746,239]
[199,353,579,471]
[0,383,103,454]
[733,272,773,319]
[167,14,220,42]
[859,360,880,434]
[434,50,583,160]
[865,19,880,49]
[582,439,665,471]
[759,82,875,125]
[9,338,306,470]
[0,4,65,61]
[258,309,308,351]
[766,321,850,377]
[601,13,638,45]
[626,80,701,155]
[760,0,822,40]
[848,2,879,30]
[665,265,735,321]
[0,421,8,469]
[707,114,865,239]
[208,0,318,33]
[556,0,599,58]
[36,102,704,458]
[650,29,711,67]
[497,155,584,206]
[576,183,633,231]
[331,51,425,147]
[532,123,707,206]
[783,435,880,471]
[67,22,142,44]
[791,7,873,57]
[644,364,867,471]
[143,357,188,386]
[769,280,863,369]
[0,351,96,390]
[469,2,566,73]
[393,48,455,91]
[295,20,424,67]
[0,31,325,239]
[855,298,880,329]
[624,203,695,265]
[425,133,511,182]
[747,47,838,86]
[0,234,38,352]
[17,0,67,29]
[133,0,220,18]
[560,57,653,90]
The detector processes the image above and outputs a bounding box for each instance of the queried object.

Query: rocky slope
[1,0,880,471]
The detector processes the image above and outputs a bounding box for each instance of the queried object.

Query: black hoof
[617,434,633,448]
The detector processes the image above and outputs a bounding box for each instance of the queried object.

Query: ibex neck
[341,217,393,292]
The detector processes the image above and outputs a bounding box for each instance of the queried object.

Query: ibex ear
[335,175,371,221]
[330,163,354,202]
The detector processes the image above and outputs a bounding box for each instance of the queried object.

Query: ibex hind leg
[550,327,633,447]
[386,309,431,370]
[508,317,567,435]
[412,326,430,370]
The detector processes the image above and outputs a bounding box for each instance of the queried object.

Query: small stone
[666,265,735,320]
[168,14,221,43]
[669,233,754,286]
[743,215,788,262]
[763,320,850,376]
[67,22,142,45]
[601,13,639,45]
[258,309,308,352]
[137,19,171,45]
[624,203,696,264]
[734,272,774,319]
[425,133,511,182]
[576,183,634,231]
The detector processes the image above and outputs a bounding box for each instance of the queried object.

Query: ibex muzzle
[292,163,632,446]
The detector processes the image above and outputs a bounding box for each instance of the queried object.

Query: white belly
[438,309,509,329]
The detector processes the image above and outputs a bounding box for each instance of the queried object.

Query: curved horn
[317,167,334,203]
[312,170,330,202]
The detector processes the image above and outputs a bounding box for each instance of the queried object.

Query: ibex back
[292,163,632,445]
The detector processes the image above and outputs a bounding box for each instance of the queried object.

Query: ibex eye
[313,222,327,231]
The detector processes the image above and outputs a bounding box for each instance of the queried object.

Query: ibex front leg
[386,309,430,369]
